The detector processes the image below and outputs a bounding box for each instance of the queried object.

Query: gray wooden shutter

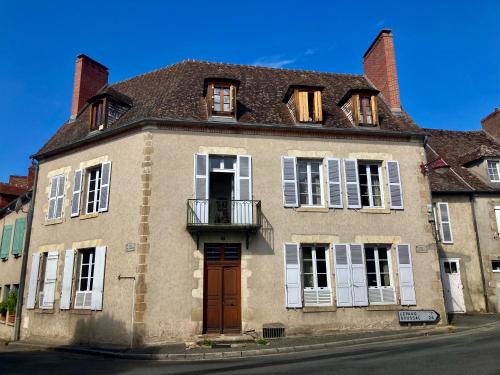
[350,244,368,306]
[92,246,107,310]
[41,251,59,309]
[344,159,361,208]
[193,153,209,223]
[397,244,416,305]
[55,175,66,219]
[71,169,83,217]
[282,156,298,207]
[387,160,404,209]
[334,244,353,307]
[60,249,75,310]
[327,158,343,208]
[26,253,41,309]
[47,176,58,220]
[438,202,453,243]
[233,155,252,224]
[284,243,302,308]
[98,161,112,212]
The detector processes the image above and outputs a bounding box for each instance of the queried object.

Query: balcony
[187,199,262,248]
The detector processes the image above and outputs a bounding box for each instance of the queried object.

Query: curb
[8,322,500,361]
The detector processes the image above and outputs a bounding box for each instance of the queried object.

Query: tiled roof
[36,60,422,156]
[425,128,500,193]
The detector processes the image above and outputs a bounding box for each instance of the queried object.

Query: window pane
[302,247,312,259]
[450,262,458,273]
[492,261,500,271]
[367,273,377,287]
[80,278,88,291]
[315,248,326,260]
[366,260,376,273]
[317,274,327,288]
[81,265,89,278]
[444,262,451,274]
[303,260,313,274]
[223,158,235,170]
[381,273,391,287]
[303,274,314,288]
[378,248,388,260]
[379,260,390,274]
[316,260,326,274]
[365,247,375,260]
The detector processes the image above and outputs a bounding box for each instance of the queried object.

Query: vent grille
[263,323,285,339]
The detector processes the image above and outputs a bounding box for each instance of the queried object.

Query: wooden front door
[203,244,241,334]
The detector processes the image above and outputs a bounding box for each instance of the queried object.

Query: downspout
[14,159,39,341]
[470,194,489,312]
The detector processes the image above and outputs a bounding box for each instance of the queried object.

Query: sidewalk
[5,313,500,361]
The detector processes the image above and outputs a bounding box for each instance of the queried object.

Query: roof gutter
[32,117,427,161]
[14,159,38,341]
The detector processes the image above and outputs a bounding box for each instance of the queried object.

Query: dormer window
[286,87,323,124]
[339,90,379,127]
[487,160,500,182]
[90,100,106,131]
[207,82,236,118]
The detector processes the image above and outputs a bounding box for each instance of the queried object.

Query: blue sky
[0,1,498,181]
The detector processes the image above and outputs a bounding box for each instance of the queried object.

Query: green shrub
[0,290,17,315]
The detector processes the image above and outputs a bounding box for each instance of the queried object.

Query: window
[47,175,66,220]
[90,100,106,131]
[358,162,383,208]
[208,83,235,117]
[0,285,8,321]
[443,260,458,274]
[293,90,323,123]
[492,260,500,273]
[297,160,323,206]
[487,160,500,182]
[365,245,395,304]
[358,95,374,125]
[75,249,95,309]
[301,244,331,306]
[86,167,102,214]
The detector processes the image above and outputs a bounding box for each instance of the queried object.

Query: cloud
[304,48,318,56]
[252,56,296,68]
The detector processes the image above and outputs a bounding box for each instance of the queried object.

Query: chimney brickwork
[481,109,500,142]
[70,54,109,119]
[363,29,401,110]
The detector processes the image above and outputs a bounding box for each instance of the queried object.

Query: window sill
[303,306,337,313]
[295,206,329,213]
[366,304,399,311]
[208,115,236,123]
[359,208,391,214]
[70,309,95,315]
[34,308,55,314]
[44,218,64,226]
[79,212,99,220]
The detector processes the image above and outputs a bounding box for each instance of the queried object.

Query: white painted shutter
[91,246,107,310]
[55,175,66,219]
[193,153,209,223]
[397,244,416,305]
[350,244,368,306]
[98,161,112,212]
[387,160,404,209]
[334,244,353,307]
[60,249,75,310]
[344,159,361,209]
[438,202,453,243]
[233,155,252,224]
[282,156,298,207]
[327,158,343,208]
[41,251,59,309]
[71,169,83,217]
[26,253,41,309]
[284,243,302,308]
[47,176,58,220]
[495,206,500,235]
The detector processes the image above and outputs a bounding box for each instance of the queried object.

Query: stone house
[19,29,446,346]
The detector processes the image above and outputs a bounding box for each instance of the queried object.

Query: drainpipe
[470,194,489,312]
[14,159,39,341]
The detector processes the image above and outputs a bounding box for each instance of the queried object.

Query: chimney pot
[70,54,109,119]
[363,29,401,110]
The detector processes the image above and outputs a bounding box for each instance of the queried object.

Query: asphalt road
[1,324,500,375]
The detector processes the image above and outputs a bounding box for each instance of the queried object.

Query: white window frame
[491,260,500,273]
[297,159,324,207]
[365,245,395,305]
[47,174,65,220]
[85,167,102,214]
[301,244,331,307]
[209,155,236,173]
[358,162,384,209]
[495,206,500,235]
[75,249,95,310]
[487,160,500,182]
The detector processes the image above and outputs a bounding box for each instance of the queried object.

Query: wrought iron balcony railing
[187,199,262,229]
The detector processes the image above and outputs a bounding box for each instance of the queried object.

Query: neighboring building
[0,193,30,340]
[20,30,446,346]
[426,110,500,314]
[0,167,34,209]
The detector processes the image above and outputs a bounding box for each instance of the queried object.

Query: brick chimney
[481,109,500,142]
[363,29,401,110]
[70,54,109,119]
